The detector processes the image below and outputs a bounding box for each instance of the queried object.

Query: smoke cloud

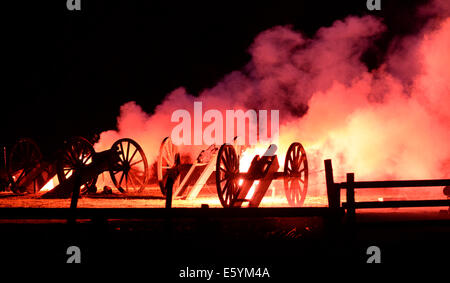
[95,1,450,197]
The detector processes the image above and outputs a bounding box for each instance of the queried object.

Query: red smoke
[94,1,450,197]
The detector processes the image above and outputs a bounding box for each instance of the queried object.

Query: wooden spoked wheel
[8,138,42,194]
[57,136,97,191]
[283,142,308,207]
[109,138,148,193]
[215,144,240,208]
[157,137,180,196]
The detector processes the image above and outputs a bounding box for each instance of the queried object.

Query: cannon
[157,136,243,200]
[159,136,309,208]
[3,138,56,194]
[41,137,149,198]
[215,142,309,208]
[2,137,149,196]
[158,137,218,200]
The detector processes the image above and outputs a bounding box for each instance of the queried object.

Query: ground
[0,183,448,274]
[0,184,325,208]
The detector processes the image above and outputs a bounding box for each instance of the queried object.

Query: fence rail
[341,179,450,189]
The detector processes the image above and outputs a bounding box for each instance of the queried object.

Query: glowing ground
[0,184,448,220]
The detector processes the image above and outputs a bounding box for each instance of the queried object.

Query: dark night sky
[3,0,430,154]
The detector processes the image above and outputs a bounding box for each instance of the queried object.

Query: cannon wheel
[157,137,180,196]
[109,138,148,193]
[8,138,42,194]
[283,142,308,207]
[56,136,97,192]
[215,144,240,208]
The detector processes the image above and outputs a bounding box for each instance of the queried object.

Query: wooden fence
[324,159,450,220]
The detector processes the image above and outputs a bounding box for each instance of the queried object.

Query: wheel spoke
[128,148,138,163]
[63,152,72,164]
[68,149,77,165]
[221,156,229,171]
[125,142,131,161]
[299,153,305,163]
[15,168,26,184]
[163,152,173,166]
[130,172,144,189]
[222,179,230,197]
[130,167,144,177]
[83,152,93,164]
[118,172,125,186]
[225,182,230,203]
[118,142,125,161]
[164,144,173,164]
[127,172,137,190]
[286,165,292,174]
[229,182,236,204]
[130,159,143,167]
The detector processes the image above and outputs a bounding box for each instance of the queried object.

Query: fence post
[70,172,82,210]
[346,173,355,221]
[325,159,339,208]
[165,176,174,209]
[68,172,82,225]
[165,153,180,209]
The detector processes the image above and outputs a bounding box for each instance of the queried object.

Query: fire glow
[93,2,450,199]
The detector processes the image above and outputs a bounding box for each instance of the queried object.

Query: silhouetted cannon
[159,135,309,208]
[42,138,149,198]
[157,136,244,200]
[215,142,309,208]
[3,138,56,194]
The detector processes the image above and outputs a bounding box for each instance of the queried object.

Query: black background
[0,0,448,273]
[3,0,430,153]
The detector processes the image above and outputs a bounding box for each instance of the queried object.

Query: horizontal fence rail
[341,179,450,189]
[342,200,450,209]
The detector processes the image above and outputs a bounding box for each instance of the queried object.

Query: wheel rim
[109,138,148,193]
[57,137,97,190]
[283,142,308,207]
[157,137,180,196]
[8,138,42,194]
[215,144,240,208]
